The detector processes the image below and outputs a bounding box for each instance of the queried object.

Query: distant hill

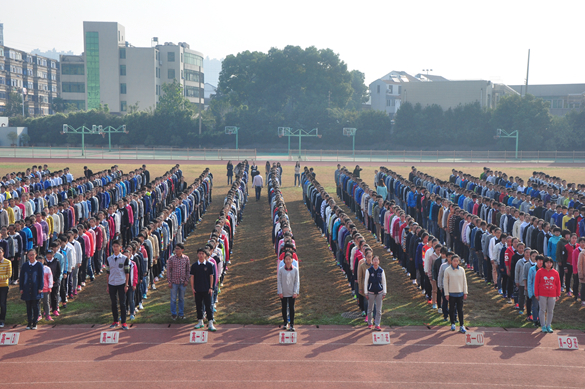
[30,48,76,61]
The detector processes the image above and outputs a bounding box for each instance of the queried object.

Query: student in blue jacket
[20,249,44,330]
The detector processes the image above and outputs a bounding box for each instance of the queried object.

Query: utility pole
[525,49,530,97]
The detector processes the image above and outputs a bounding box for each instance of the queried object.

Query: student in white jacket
[277,253,299,332]
[444,255,468,334]
[364,256,387,331]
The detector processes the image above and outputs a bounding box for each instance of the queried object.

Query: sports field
[2,160,585,330]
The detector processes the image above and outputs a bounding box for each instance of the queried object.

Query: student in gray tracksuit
[277,253,300,331]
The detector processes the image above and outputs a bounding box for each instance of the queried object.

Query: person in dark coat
[20,249,44,329]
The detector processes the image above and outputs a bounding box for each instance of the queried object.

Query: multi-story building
[370,70,517,118]
[509,84,585,116]
[0,23,4,46]
[0,44,59,116]
[60,21,204,115]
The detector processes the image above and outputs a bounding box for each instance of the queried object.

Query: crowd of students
[267,165,300,332]
[331,162,582,333]
[0,162,215,330]
[302,166,387,331]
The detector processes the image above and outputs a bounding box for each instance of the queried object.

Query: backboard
[225,126,238,135]
[343,128,357,136]
[278,127,292,137]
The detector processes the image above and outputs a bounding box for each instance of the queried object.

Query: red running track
[0,324,584,388]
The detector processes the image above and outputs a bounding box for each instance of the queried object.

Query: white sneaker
[208,320,217,332]
[194,320,204,329]
[139,303,144,310]
[412,280,417,285]
[438,308,443,314]
[151,284,157,290]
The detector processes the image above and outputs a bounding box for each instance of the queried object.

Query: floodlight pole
[352,133,356,159]
[236,128,239,150]
[496,129,519,159]
[101,125,129,152]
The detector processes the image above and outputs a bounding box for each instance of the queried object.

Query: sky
[2,0,584,87]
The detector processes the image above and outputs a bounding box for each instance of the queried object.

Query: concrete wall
[0,126,28,146]
[126,47,157,111]
[402,80,492,110]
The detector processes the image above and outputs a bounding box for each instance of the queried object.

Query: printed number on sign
[100,331,119,344]
[279,331,297,344]
[372,332,391,345]
[190,331,208,343]
[0,332,19,346]
[558,336,579,350]
[465,332,485,346]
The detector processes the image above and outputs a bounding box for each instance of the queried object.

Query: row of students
[268,166,300,331]
[304,167,387,330]
[335,166,470,333]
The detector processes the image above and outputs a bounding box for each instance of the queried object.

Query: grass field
[2,161,585,329]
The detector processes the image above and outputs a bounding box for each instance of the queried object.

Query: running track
[1,325,584,388]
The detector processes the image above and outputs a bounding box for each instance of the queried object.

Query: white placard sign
[190,331,208,343]
[0,332,19,345]
[100,331,119,344]
[279,331,297,344]
[558,336,579,350]
[372,332,391,345]
[465,332,485,346]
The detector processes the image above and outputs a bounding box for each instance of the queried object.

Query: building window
[156,67,160,78]
[388,85,393,94]
[168,52,175,62]
[184,86,200,98]
[184,52,202,66]
[156,85,160,96]
[181,53,183,63]
[86,31,101,110]
[168,69,175,79]
[398,86,402,94]
[0,48,3,57]
[120,65,126,76]
[119,48,126,59]
[120,101,127,112]
[61,64,85,75]
[51,62,56,69]
[120,83,127,94]
[185,69,203,83]
[377,85,380,93]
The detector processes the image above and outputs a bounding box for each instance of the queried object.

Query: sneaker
[61,304,67,309]
[438,308,443,314]
[139,303,144,310]
[26,326,32,330]
[368,324,373,330]
[38,315,42,322]
[32,325,37,330]
[451,324,456,331]
[53,310,60,317]
[547,326,553,333]
[498,289,503,295]
[289,326,295,332]
[178,316,185,320]
[46,315,54,321]
[171,314,177,320]
[154,277,159,283]
[121,323,129,330]
[208,320,217,332]
[507,299,514,305]
[515,303,519,309]
[361,311,367,317]
[142,294,147,299]
[459,326,466,334]
[567,291,572,297]
[73,291,78,296]
[412,280,417,285]
[0,322,4,328]
[432,304,437,309]
[364,315,368,323]
[81,282,86,287]
[518,311,524,315]
[375,326,382,331]
[581,302,585,307]
[541,326,547,333]
[194,320,204,329]
[130,315,135,320]
[151,284,157,290]
[110,322,119,329]
[77,285,82,291]
[283,323,289,331]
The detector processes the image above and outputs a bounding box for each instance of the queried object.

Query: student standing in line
[0,247,12,327]
[105,240,129,330]
[365,255,386,331]
[20,249,44,330]
[226,161,233,185]
[191,248,216,331]
[41,255,54,321]
[294,162,301,187]
[444,254,468,334]
[277,252,300,332]
[252,173,264,202]
[167,243,190,320]
[527,254,543,327]
[534,256,561,333]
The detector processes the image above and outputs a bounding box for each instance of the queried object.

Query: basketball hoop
[278,127,291,137]
[343,128,357,137]
[225,126,238,135]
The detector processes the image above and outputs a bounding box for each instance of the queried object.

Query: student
[167,243,190,320]
[277,252,300,332]
[105,240,130,330]
[0,247,11,327]
[20,249,44,330]
[578,239,585,305]
[514,244,528,315]
[365,255,387,331]
[294,162,301,187]
[226,161,234,185]
[190,248,216,331]
[124,247,138,321]
[41,255,54,321]
[252,173,264,202]
[534,256,561,333]
[357,250,373,320]
[574,237,585,302]
[444,254,468,333]
[527,254,543,327]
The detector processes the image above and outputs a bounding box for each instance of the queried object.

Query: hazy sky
[2,0,584,86]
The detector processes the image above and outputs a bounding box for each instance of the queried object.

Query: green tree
[4,92,23,117]
[347,70,369,111]
[7,131,18,146]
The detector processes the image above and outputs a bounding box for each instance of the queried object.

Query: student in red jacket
[534,257,561,334]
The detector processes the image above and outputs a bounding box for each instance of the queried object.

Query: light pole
[225,126,239,149]
[422,69,433,80]
[343,128,357,159]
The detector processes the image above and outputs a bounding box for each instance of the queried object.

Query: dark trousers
[501,272,509,296]
[26,299,40,326]
[0,286,8,322]
[484,257,492,282]
[93,249,104,275]
[561,264,572,291]
[194,291,213,321]
[526,296,532,317]
[60,276,68,304]
[255,186,262,201]
[50,282,60,312]
[448,295,464,326]
[109,284,127,324]
[79,256,88,286]
[281,296,295,326]
[573,274,581,299]
[227,175,233,185]
[424,273,432,299]
[10,258,19,281]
